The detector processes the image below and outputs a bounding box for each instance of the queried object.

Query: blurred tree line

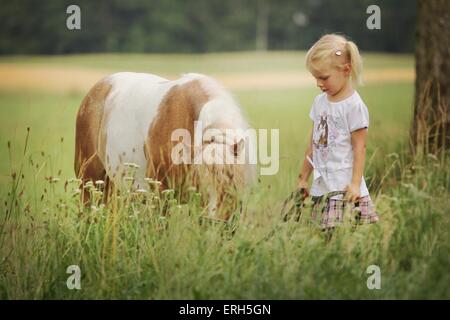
[0,0,416,54]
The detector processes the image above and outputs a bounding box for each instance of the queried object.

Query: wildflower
[49,177,60,183]
[148,180,162,186]
[161,189,175,195]
[95,180,105,186]
[124,162,140,169]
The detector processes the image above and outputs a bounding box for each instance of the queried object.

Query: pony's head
[181,73,257,219]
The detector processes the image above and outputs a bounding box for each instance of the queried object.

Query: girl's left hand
[344,183,361,203]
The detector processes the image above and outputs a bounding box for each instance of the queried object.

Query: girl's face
[310,62,351,97]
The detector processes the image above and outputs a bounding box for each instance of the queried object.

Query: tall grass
[0,128,448,299]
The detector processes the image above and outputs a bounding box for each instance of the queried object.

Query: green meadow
[0,52,448,299]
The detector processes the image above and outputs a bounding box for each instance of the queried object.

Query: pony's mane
[180,73,257,189]
[182,73,256,188]
[183,73,250,131]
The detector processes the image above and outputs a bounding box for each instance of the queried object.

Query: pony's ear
[232,138,245,157]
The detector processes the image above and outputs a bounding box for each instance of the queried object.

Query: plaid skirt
[311,195,379,229]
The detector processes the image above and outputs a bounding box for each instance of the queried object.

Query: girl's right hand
[297,180,309,194]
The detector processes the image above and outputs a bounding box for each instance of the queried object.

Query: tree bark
[411,0,449,156]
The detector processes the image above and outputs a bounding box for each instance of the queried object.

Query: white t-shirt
[308,91,370,199]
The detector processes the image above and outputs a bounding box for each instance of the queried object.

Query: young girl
[297,34,379,229]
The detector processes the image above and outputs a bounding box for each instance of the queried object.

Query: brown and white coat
[75,72,255,218]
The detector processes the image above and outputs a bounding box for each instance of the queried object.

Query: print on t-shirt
[317,115,328,147]
[312,112,342,162]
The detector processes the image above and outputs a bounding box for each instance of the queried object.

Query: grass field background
[0,52,448,299]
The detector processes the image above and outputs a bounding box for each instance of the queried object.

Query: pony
[74,72,256,220]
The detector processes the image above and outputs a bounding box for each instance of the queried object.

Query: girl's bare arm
[345,128,367,202]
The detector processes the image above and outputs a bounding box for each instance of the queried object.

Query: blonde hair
[305,34,363,85]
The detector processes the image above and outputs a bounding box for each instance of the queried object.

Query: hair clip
[335,50,342,56]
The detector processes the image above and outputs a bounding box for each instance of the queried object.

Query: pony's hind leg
[74,78,112,207]
[77,154,108,206]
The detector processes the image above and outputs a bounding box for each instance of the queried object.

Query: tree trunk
[411,0,449,156]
